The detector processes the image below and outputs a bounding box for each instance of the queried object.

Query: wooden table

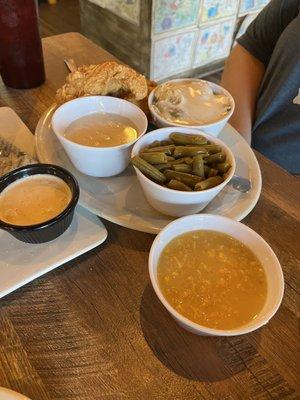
[0,33,299,400]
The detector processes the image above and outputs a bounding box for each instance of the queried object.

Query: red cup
[0,0,45,89]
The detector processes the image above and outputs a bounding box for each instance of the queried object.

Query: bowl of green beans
[131,127,235,217]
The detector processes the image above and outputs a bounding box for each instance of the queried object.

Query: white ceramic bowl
[131,127,235,217]
[149,214,284,336]
[148,78,235,136]
[52,96,148,177]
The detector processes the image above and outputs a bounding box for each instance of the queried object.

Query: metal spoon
[228,175,252,193]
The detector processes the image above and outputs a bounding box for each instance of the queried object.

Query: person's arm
[221,0,299,144]
[221,44,265,144]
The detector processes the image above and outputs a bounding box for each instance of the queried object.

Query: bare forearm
[221,44,265,144]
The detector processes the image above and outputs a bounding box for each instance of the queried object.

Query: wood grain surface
[0,33,299,400]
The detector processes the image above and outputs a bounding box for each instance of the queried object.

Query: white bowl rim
[149,214,285,336]
[52,95,148,151]
[148,78,235,129]
[131,127,236,195]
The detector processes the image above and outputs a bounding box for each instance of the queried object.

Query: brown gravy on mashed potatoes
[158,230,267,330]
[64,113,138,147]
[153,80,231,125]
[0,175,72,226]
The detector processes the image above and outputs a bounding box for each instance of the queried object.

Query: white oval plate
[35,105,261,234]
[0,388,31,400]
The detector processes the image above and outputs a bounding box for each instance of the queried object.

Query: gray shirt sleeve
[237,0,300,66]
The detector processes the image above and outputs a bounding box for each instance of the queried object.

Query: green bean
[169,156,193,165]
[155,163,173,171]
[208,168,218,177]
[184,157,194,165]
[170,132,208,146]
[164,169,203,188]
[195,176,223,191]
[161,140,174,146]
[204,165,210,177]
[166,156,175,162]
[201,144,222,154]
[140,152,168,164]
[167,179,192,191]
[173,146,209,158]
[131,156,166,183]
[192,155,205,178]
[214,162,231,174]
[172,164,192,173]
[204,152,226,164]
[148,140,161,148]
[144,145,175,155]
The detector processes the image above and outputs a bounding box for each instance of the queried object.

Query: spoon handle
[229,175,252,193]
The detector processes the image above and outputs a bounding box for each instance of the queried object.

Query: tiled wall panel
[193,18,236,67]
[200,0,238,23]
[153,0,201,34]
[239,0,269,16]
[152,30,197,79]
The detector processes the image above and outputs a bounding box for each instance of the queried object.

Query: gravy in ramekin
[0,174,72,226]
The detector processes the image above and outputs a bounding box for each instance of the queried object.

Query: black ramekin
[0,164,80,244]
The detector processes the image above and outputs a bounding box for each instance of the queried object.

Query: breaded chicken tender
[56,61,148,104]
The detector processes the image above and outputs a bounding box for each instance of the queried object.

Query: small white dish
[0,205,107,299]
[36,105,262,234]
[149,214,284,336]
[0,107,36,158]
[148,78,235,136]
[52,96,148,177]
[0,107,37,177]
[0,387,31,400]
[0,107,108,298]
[131,127,235,217]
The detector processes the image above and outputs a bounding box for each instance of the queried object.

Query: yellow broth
[64,112,138,147]
[157,230,267,330]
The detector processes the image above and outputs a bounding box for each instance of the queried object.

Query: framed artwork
[193,19,235,67]
[88,0,140,25]
[152,30,197,79]
[200,0,238,23]
[239,0,269,15]
[153,0,201,35]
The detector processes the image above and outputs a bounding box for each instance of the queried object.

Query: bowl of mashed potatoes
[148,79,235,136]
[149,214,284,336]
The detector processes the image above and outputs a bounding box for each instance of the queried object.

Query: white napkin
[0,107,37,176]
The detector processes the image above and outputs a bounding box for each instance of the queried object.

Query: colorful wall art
[152,30,196,79]
[153,0,201,34]
[200,0,238,22]
[239,0,269,15]
[193,19,235,67]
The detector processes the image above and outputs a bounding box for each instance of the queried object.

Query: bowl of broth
[0,164,79,243]
[149,214,284,336]
[148,79,235,136]
[52,96,148,177]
